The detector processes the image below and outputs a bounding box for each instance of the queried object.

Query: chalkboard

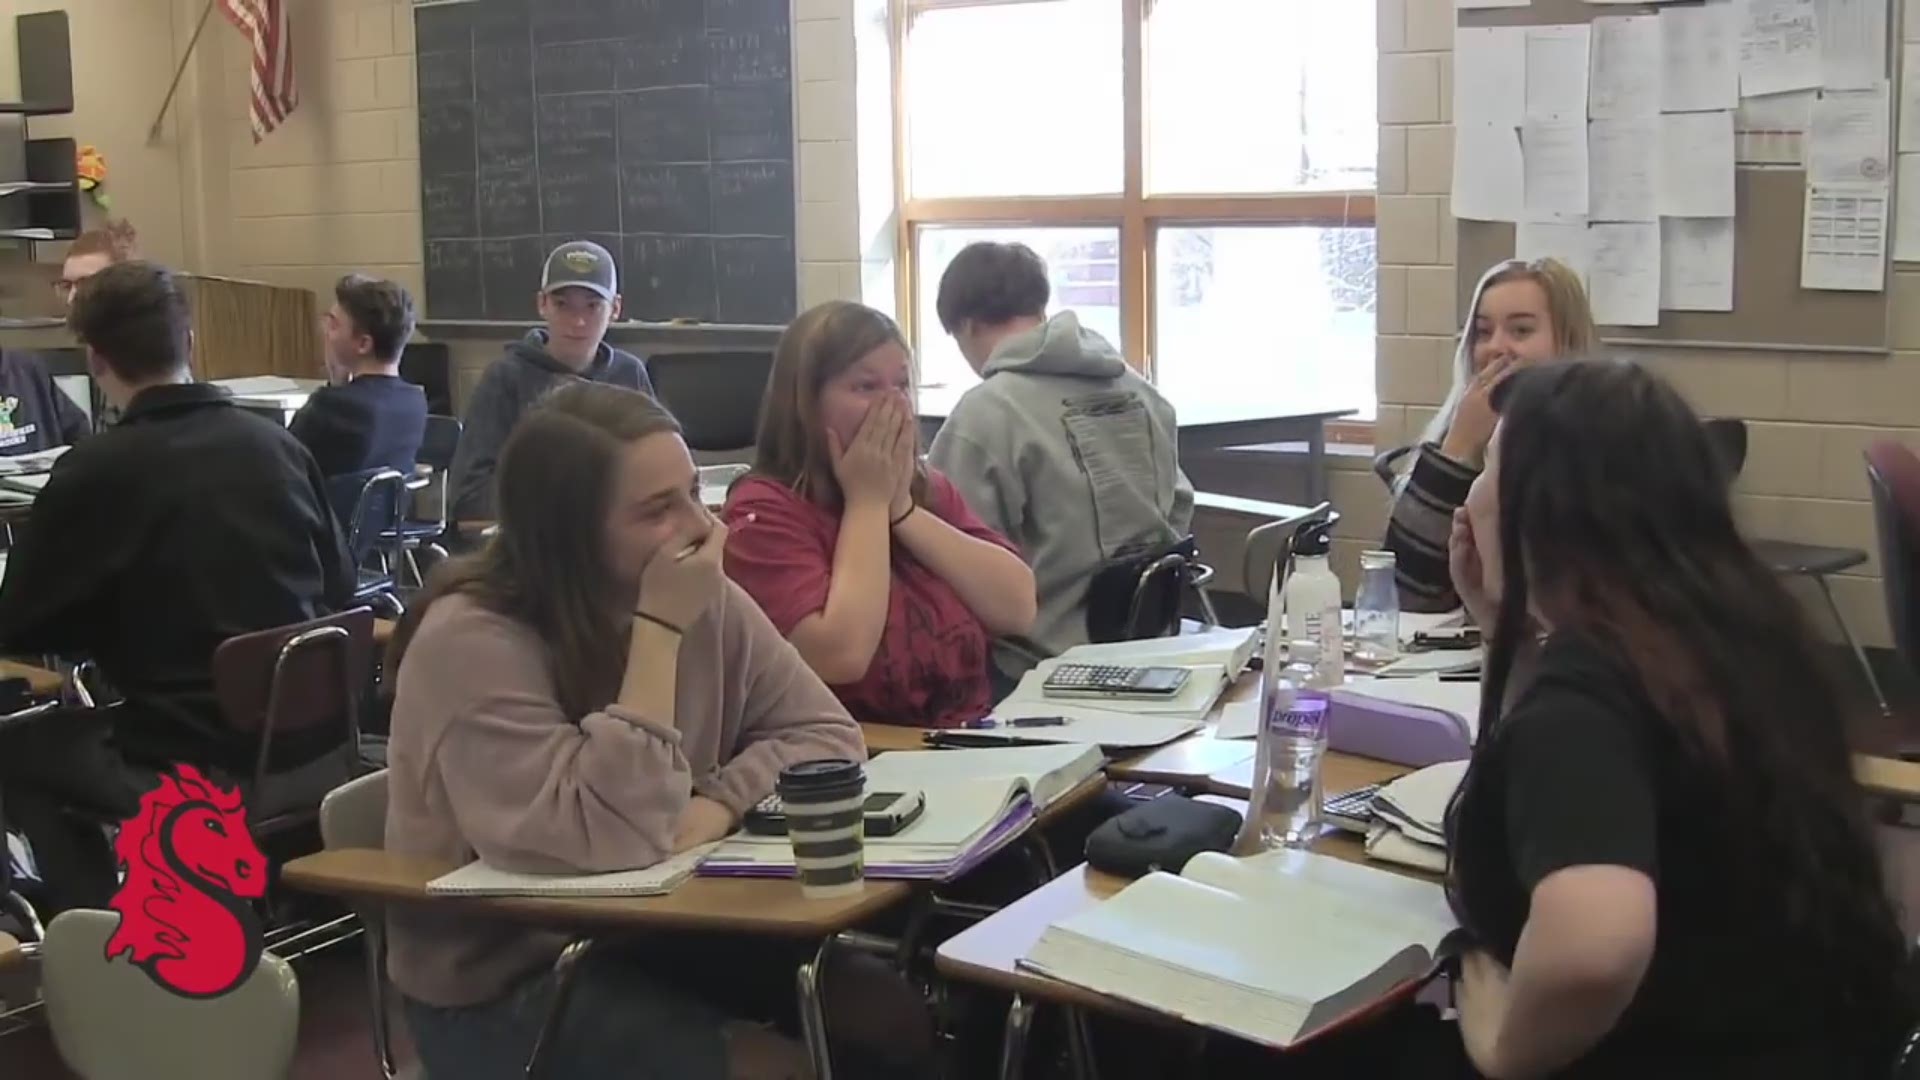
[415,0,798,324]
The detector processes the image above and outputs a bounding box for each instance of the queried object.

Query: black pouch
[1083,795,1244,878]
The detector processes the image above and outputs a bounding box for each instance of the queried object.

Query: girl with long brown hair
[381,381,866,1079]
[724,301,1036,728]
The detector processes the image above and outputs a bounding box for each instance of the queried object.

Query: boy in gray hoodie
[449,240,653,521]
[927,242,1193,676]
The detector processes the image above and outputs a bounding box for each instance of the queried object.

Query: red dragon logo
[103,765,267,998]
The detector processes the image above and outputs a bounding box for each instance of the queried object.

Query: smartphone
[1042,663,1191,700]
[742,789,926,838]
[1412,627,1482,651]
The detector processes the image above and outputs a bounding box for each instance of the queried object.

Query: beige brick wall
[1377,0,1918,649]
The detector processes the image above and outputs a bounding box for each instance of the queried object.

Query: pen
[963,716,1068,729]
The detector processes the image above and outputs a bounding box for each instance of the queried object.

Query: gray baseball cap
[541,240,618,300]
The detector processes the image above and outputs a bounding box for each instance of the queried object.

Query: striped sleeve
[1382,445,1480,613]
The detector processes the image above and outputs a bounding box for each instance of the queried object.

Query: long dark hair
[1463,359,1907,1026]
[388,382,682,719]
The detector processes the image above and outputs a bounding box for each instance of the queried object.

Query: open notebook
[1021,850,1458,1050]
[426,843,716,898]
[703,744,1103,880]
[949,657,1233,750]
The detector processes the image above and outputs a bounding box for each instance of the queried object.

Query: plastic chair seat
[1748,539,1869,577]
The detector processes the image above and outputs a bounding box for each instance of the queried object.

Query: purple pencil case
[1325,691,1472,768]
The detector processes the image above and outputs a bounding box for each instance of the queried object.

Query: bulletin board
[1456,0,1891,353]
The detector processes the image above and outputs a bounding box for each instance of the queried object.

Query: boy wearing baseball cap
[449,240,654,521]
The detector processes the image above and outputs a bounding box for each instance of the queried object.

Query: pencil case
[1325,693,1472,768]
[1084,795,1243,879]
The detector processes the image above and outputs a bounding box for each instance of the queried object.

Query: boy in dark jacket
[448,240,652,521]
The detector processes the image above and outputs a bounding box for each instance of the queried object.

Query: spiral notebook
[426,843,716,898]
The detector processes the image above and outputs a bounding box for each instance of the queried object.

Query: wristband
[890,505,915,529]
[633,610,684,636]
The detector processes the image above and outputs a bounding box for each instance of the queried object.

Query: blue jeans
[403,947,731,1080]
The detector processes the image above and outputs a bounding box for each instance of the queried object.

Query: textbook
[703,745,1103,881]
[948,660,1229,750]
[1020,850,1459,1050]
[426,843,716,898]
[1057,627,1261,678]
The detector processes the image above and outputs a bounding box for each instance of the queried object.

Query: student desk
[0,659,62,697]
[281,848,913,1078]
[373,618,396,649]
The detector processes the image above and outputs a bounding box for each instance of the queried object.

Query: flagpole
[147,0,219,145]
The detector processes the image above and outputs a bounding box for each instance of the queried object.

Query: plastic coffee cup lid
[778,758,864,792]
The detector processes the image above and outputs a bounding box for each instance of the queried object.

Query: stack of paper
[703,745,1103,881]
[0,446,66,476]
[1363,761,1469,874]
[427,843,717,897]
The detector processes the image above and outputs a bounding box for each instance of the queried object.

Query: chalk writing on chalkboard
[417,0,798,324]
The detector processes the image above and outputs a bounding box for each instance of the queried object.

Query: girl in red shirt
[724,301,1036,728]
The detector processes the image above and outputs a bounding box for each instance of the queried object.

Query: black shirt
[1447,634,1902,1077]
[0,383,354,775]
[0,349,89,455]
[288,372,428,479]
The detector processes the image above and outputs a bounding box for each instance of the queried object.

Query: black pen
[962,716,1068,729]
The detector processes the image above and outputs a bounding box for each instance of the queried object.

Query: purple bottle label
[1273,698,1329,738]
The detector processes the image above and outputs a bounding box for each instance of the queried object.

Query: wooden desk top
[282,848,912,938]
[0,931,21,973]
[0,659,61,696]
[1853,754,1920,802]
[373,618,396,648]
[860,722,927,754]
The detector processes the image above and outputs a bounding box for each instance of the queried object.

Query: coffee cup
[776,759,867,898]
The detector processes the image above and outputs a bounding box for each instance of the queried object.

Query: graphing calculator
[1041,663,1192,700]
[1325,783,1383,835]
[742,790,926,838]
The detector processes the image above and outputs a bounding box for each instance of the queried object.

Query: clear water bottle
[1354,550,1401,664]
[1251,639,1333,849]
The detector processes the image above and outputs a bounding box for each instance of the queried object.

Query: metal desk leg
[1064,1005,1100,1080]
[1306,424,1329,506]
[796,934,839,1080]
[525,938,593,1079]
[1813,573,1890,716]
[999,994,1036,1080]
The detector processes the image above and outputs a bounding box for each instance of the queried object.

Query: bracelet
[889,505,915,529]
[633,610,684,636]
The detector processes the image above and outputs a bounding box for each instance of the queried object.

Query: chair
[393,415,462,587]
[40,909,300,1080]
[1708,418,1886,714]
[399,342,454,416]
[644,350,774,452]
[1240,502,1339,610]
[1868,443,1920,698]
[332,468,409,617]
[1085,537,1212,642]
[320,770,403,1080]
[211,608,376,840]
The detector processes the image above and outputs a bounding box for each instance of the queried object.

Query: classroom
[4,0,1920,1076]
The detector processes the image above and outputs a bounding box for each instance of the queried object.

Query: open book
[1020,850,1458,1050]
[1057,627,1260,677]
[703,745,1103,880]
[426,843,715,898]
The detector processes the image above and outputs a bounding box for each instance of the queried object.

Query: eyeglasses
[51,279,75,299]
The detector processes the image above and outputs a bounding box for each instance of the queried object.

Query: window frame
[890,0,1378,428]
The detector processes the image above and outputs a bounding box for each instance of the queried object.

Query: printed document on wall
[1525,26,1592,121]
[1817,0,1887,90]
[1453,124,1525,222]
[1590,120,1660,221]
[1659,218,1737,311]
[1591,16,1662,121]
[1808,83,1893,184]
[1894,154,1920,260]
[1657,112,1736,217]
[1454,27,1527,130]
[1662,1,1740,113]
[1801,183,1890,290]
[1588,222,1663,326]
[1899,46,1920,151]
[1521,121,1590,221]
[1516,220,1592,289]
[1737,90,1815,165]
[1739,0,1824,97]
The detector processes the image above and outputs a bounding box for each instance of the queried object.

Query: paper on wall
[1807,82,1893,184]
[1516,219,1593,289]
[1900,46,1920,151]
[1588,222,1663,326]
[1521,121,1591,221]
[1589,119,1660,221]
[1895,153,1920,260]
[1739,0,1825,97]
[1657,111,1737,217]
[1659,217,1737,310]
[1590,15,1663,121]
[1454,27,1528,132]
[1818,0,1888,90]
[1453,123,1525,222]
[1801,182,1890,290]
[1524,25,1592,122]
[1908,0,1920,42]
[1662,1,1741,113]
[1736,89,1816,165]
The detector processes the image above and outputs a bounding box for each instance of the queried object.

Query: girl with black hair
[1437,358,1911,1076]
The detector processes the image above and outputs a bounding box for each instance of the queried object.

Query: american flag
[220,0,297,142]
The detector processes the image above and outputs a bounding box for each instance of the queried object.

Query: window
[893,0,1379,424]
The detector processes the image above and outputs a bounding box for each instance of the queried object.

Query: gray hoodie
[449,330,652,520]
[928,312,1193,672]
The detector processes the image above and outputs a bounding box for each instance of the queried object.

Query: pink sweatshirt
[383,582,865,1008]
